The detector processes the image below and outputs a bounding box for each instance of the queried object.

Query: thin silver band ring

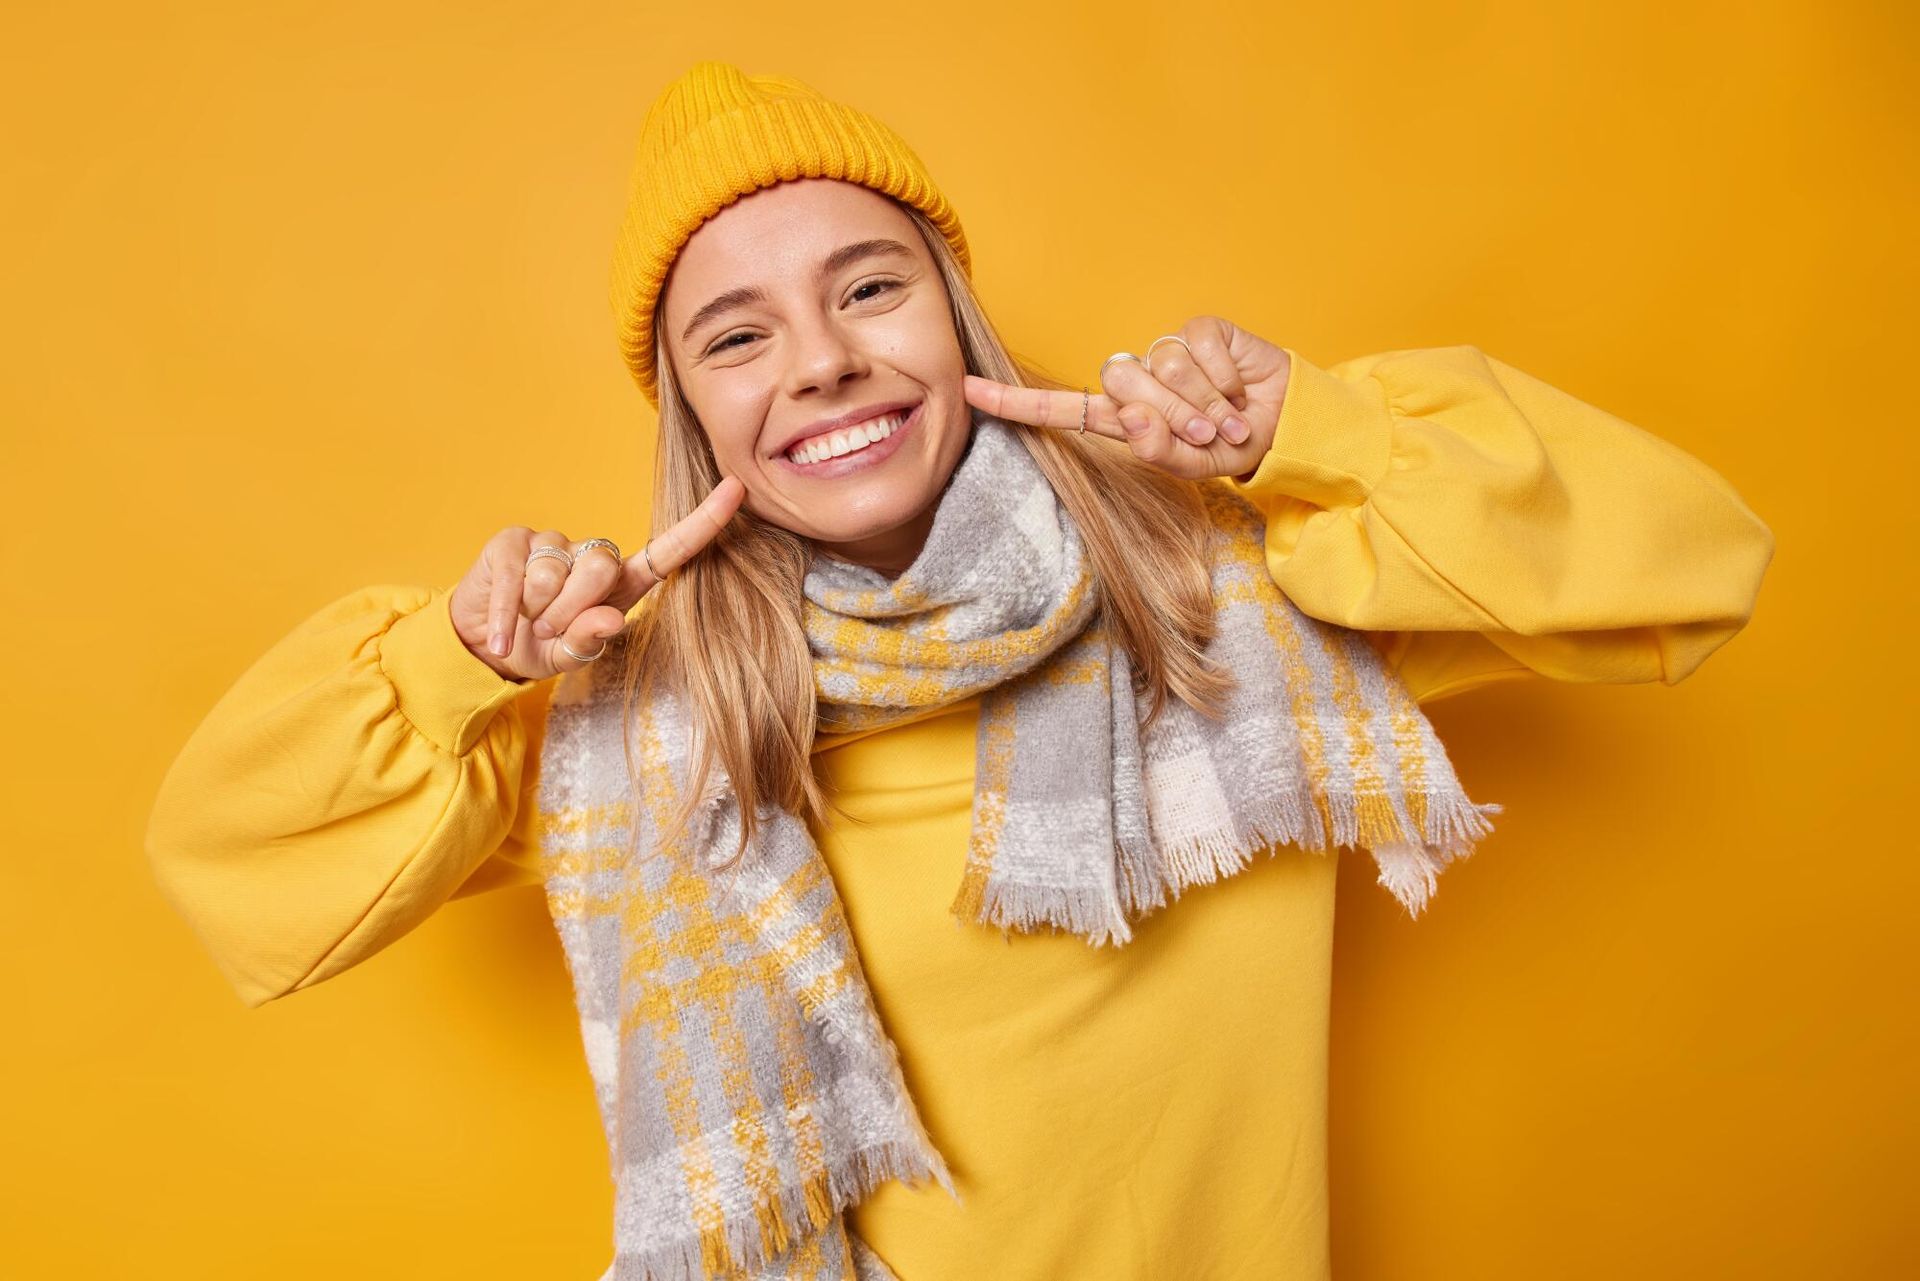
[560,637,608,663]
[1144,334,1191,376]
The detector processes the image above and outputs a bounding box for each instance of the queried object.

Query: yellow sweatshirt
[146,343,1775,1280]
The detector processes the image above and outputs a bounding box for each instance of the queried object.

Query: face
[660,178,971,577]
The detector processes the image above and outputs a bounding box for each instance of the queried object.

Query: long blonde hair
[617,200,1235,870]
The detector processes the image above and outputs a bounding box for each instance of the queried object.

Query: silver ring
[526,544,574,571]
[560,637,607,663]
[1078,388,1089,434]
[1099,352,1141,381]
[1144,335,1191,376]
[575,537,621,564]
[641,541,663,580]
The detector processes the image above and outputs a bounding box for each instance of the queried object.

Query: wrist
[378,585,532,753]
[1233,350,1290,484]
[1227,347,1392,509]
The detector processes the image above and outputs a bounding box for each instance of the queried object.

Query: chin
[798,506,926,549]
[773,479,946,546]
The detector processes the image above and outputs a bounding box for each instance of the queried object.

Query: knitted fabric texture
[533,414,1504,1281]
[609,60,971,406]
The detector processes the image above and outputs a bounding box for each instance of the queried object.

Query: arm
[145,583,551,1009]
[1229,344,1777,703]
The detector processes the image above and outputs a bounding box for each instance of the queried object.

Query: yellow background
[5,1,1911,1275]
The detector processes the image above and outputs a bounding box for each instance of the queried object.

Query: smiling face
[659,178,972,577]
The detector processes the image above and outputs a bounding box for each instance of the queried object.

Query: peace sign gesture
[962,315,1292,481]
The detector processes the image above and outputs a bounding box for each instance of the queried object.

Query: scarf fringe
[848,1232,901,1281]
[806,999,959,1198]
[608,1140,945,1281]
[955,786,1507,943]
[1366,794,1504,918]
[952,865,1138,946]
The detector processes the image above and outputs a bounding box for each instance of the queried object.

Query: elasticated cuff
[378,585,529,756]
[1228,347,1397,511]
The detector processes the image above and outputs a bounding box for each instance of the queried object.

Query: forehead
[665,179,918,302]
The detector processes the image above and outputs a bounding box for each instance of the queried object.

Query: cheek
[885,307,962,369]
[704,425,757,469]
[689,392,767,471]
[693,413,784,518]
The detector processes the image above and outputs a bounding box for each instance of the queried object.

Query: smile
[780,402,921,474]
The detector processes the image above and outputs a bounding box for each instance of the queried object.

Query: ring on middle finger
[1100,351,1142,381]
[526,544,575,570]
[1144,335,1191,377]
[575,537,622,564]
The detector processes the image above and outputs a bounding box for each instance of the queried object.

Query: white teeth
[787,409,908,465]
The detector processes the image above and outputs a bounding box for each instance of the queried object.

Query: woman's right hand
[447,476,748,683]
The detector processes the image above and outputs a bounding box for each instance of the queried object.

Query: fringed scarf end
[617,1140,949,1281]
[950,861,1134,946]
[1117,825,1265,918]
[1371,797,1505,918]
[1120,789,1342,925]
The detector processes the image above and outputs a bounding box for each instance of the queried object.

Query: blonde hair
[616,200,1234,870]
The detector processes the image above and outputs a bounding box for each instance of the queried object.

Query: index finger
[608,474,748,611]
[961,375,1127,442]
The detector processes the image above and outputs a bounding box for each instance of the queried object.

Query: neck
[812,506,935,580]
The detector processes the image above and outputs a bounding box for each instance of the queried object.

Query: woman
[146,61,1776,1281]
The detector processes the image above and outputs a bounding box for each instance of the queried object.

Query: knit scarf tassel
[535,412,1502,1281]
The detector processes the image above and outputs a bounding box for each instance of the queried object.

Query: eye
[703,280,902,357]
[706,331,755,355]
[849,278,901,304]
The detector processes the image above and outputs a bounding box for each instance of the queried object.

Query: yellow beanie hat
[608,61,973,406]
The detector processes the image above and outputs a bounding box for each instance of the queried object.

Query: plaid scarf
[534,413,1502,1281]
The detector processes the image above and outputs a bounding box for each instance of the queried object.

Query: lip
[775,401,921,479]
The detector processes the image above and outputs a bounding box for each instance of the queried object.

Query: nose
[783,310,870,397]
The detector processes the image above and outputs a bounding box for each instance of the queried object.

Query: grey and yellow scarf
[534,412,1501,1280]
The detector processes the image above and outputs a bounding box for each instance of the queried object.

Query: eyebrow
[678,238,917,346]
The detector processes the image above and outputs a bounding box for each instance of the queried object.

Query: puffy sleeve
[145,582,553,1009]
[1227,344,1777,703]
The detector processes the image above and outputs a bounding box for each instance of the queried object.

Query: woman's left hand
[961,315,1292,481]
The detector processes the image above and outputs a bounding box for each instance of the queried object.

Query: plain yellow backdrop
[4,1,1911,1276]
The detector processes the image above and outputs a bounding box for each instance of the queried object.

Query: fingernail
[489,630,508,656]
[1187,416,1215,444]
[532,618,554,639]
[1223,415,1249,444]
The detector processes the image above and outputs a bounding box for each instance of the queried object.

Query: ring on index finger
[641,541,662,580]
[526,544,575,571]
[1100,352,1142,380]
[1144,335,1192,377]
